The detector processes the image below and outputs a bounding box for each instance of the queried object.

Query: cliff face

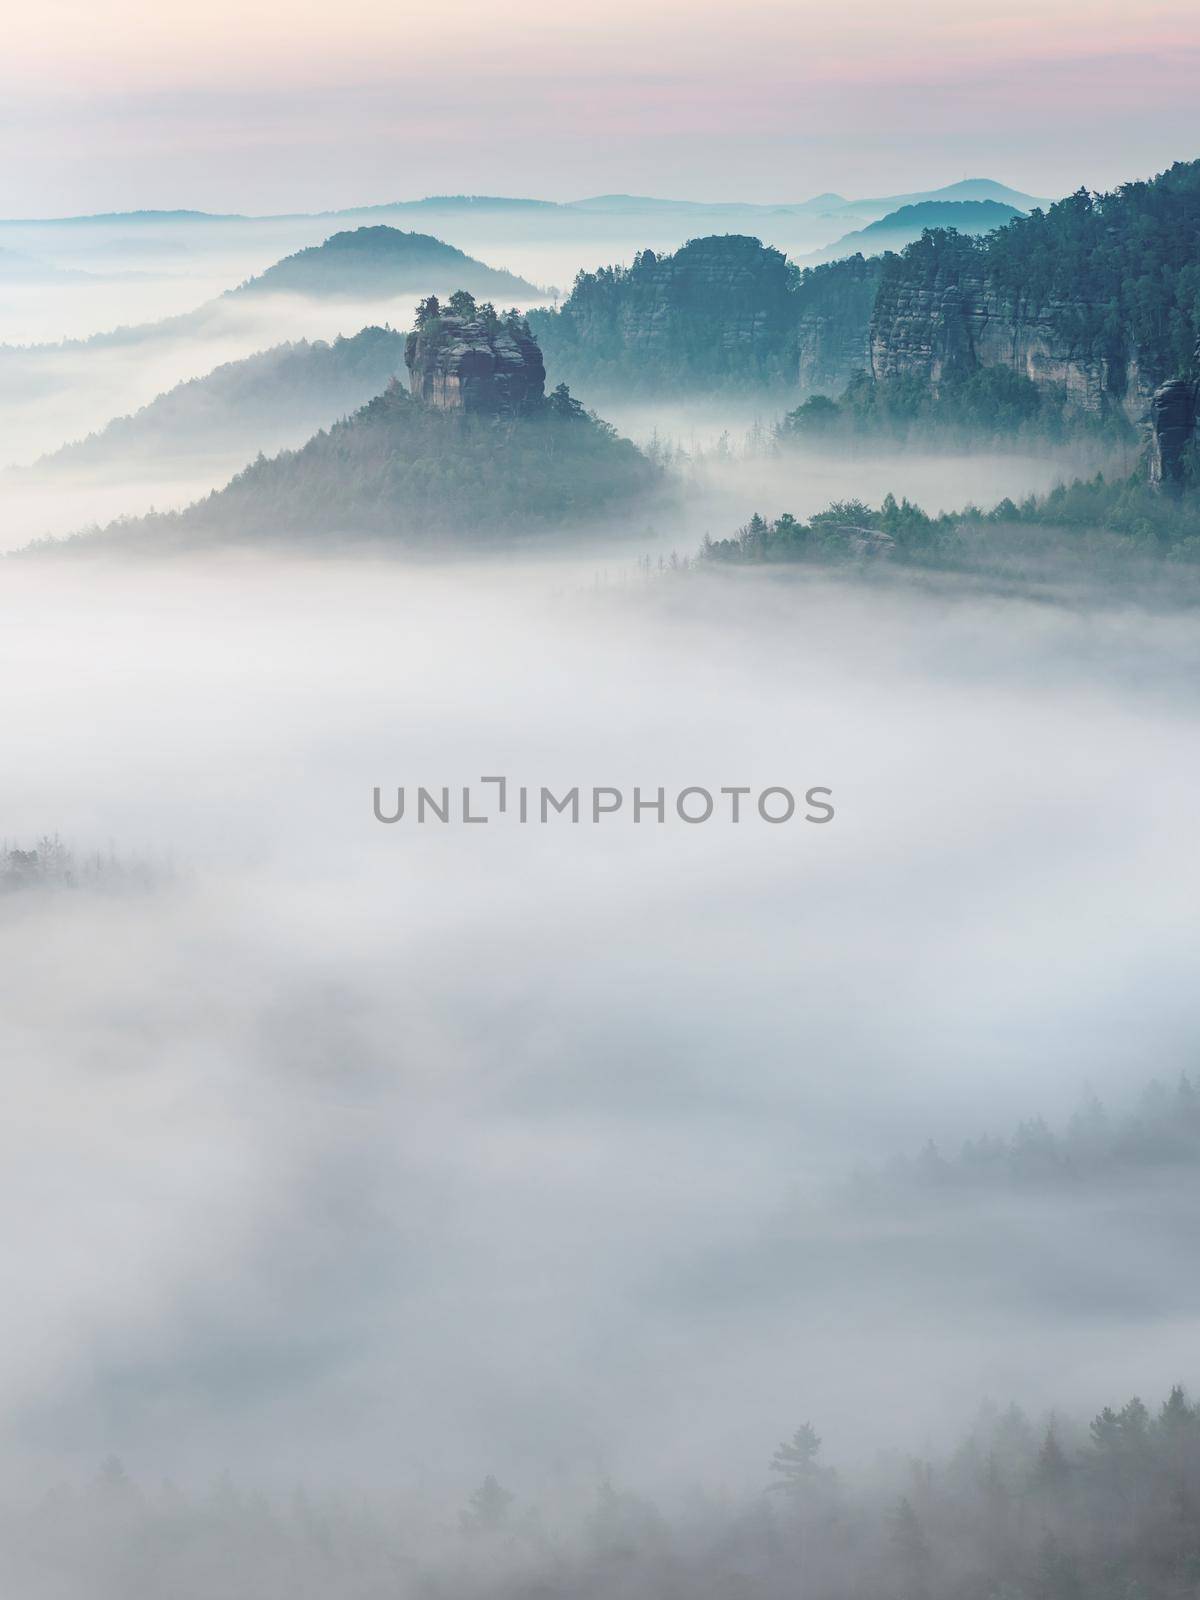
[1149,364,1199,494]
[596,235,795,365]
[869,246,1143,421]
[405,312,545,415]
[793,255,881,394]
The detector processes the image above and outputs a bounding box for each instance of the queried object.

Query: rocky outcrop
[597,235,795,365]
[1149,377,1198,494]
[868,233,1141,421]
[793,255,882,393]
[405,311,545,416]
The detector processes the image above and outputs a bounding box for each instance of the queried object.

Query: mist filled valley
[3,118,1200,1600]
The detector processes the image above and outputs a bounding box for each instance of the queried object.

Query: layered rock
[598,236,795,364]
[793,255,881,394]
[868,234,1140,421]
[405,311,545,416]
[1149,377,1198,494]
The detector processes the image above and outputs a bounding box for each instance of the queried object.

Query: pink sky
[3,0,1198,213]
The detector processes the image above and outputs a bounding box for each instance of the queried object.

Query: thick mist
[4,185,1200,1600]
[3,551,1198,1515]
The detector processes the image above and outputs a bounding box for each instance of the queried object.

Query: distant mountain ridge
[523,156,1200,428]
[830,178,1046,216]
[15,328,407,476]
[232,226,542,300]
[0,179,1054,229]
[803,200,1024,264]
[0,229,544,359]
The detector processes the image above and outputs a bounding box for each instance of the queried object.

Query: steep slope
[39,312,659,552]
[19,328,407,476]
[528,234,882,396]
[67,387,657,550]
[404,296,546,415]
[792,255,883,393]
[232,226,541,301]
[865,161,1200,427]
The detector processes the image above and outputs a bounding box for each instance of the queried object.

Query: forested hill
[804,198,1022,263]
[232,226,542,301]
[699,473,1200,589]
[19,328,407,475]
[36,379,660,552]
[865,157,1200,427]
[528,234,802,393]
[528,158,1200,434]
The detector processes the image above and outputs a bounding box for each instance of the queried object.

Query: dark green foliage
[836,361,1054,436]
[859,162,1200,430]
[547,380,587,420]
[780,394,841,434]
[702,473,1200,581]
[982,164,1200,383]
[67,379,660,550]
[529,235,804,393]
[790,160,1200,440]
[818,198,1021,256]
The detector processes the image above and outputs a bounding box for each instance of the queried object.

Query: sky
[3,0,1198,215]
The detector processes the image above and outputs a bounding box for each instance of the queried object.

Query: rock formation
[405,307,545,416]
[793,255,881,394]
[867,232,1137,419]
[1149,375,1198,494]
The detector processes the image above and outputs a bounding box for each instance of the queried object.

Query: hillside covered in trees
[11,1079,1200,1599]
[18,328,408,475]
[803,198,1023,264]
[529,234,806,393]
[699,471,1200,589]
[232,226,542,302]
[37,377,659,552]
[529,158,1200,441]
[7,1373,1200,1600]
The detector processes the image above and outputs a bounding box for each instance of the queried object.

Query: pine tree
[768,1423,826,1495]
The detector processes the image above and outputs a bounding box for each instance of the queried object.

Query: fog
[3,201,1200,1600]
[3,549,1198,1507]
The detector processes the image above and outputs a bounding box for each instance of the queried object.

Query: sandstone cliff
[1149,329,1200,493]
[865,165,1200,433]
[405,306,545,416]
[867,232,1139,421]
[793,255,881,394]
